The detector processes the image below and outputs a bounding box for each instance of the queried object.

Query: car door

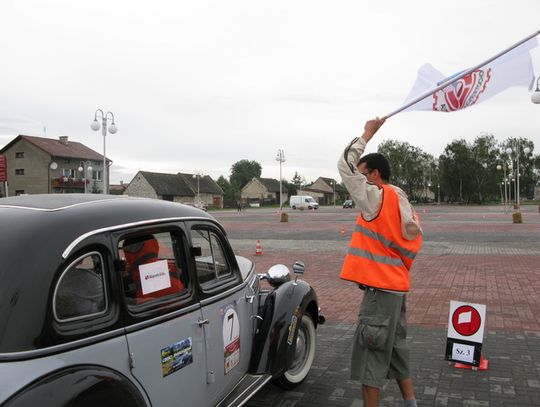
[114,227,208,407]
[189,223,256,407]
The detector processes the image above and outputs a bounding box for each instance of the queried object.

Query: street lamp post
[531,76,540,104]
[78,161,93,194]
[276,149,286,212]
[497,162,510,213]
[437,184,440,205]
[49,161,58,194]
[91,109,117,194]
[506,142,531,211]
[193,171,203,207]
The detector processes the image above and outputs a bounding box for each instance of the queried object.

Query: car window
[118,231,188,306]
[54,252,107,322]
[191,229,232,285]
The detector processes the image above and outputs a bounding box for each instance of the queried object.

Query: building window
[15,152,24,158]
[15,169,25,175]
[92,170,102,181]
[62,168,76,178]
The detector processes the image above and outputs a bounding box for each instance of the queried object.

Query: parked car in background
[0,194,323,407]
[343,199,355,209]
[289,195,319,210]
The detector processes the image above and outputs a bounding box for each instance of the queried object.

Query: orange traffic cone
[255,240,263,255]
[340,226,346,236]
[455,354,489,371]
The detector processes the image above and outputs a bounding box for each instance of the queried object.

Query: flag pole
[384,30,540,119]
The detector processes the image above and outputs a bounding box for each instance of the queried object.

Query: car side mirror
[190,246,202,257]
[292,261,305,275]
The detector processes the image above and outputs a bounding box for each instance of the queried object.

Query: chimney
[59,135,68,145]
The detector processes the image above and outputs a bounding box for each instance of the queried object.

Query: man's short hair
[358,153,391,182]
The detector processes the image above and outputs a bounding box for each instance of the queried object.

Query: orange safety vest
[340,184,422,292]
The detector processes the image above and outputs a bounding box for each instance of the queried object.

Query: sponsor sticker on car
[161,338,193,377]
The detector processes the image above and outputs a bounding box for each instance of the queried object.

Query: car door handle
[197,318,209,326]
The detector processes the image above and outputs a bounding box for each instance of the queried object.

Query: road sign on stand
[445,300,488,369]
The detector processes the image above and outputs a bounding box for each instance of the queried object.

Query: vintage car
[0,194,323,407]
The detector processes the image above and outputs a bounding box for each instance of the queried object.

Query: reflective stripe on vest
[353,224,418,261]
[347,246,405,267]
[339,185,422,292]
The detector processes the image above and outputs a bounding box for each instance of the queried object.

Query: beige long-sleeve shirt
[337,137,422,240]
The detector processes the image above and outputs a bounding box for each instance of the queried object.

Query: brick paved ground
[213,204,540,406]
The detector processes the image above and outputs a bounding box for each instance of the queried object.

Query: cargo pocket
[357,315,390,351]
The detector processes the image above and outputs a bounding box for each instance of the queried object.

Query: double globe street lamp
[505,143,531,212]
[276,149,286,212]
[192,171,204,207]
[91,109,117,194]
[497,160,511,213]
[78,161,93,194]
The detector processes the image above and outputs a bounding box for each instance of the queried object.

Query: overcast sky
[1,0,539,185]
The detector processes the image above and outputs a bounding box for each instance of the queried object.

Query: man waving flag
[386,31,539,117]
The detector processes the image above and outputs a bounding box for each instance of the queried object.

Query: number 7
[227,313,234,340]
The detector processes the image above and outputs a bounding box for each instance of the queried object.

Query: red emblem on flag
[433,69,491,111]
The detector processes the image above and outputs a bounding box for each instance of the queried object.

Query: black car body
[0,194,322,407]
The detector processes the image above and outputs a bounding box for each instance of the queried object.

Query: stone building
[124,171,224,208]
[241,177,288,206]
[303,177,343,205]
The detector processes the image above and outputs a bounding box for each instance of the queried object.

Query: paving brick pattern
[212,205,540,406]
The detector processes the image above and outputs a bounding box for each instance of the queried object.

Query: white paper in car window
[139,260,171,295]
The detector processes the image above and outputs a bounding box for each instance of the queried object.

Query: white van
[289,195,319,210]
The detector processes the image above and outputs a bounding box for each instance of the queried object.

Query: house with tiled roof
[241,177,288,206]
[124,171,224,208]
[303,177,346,205]
[0,135,108,196]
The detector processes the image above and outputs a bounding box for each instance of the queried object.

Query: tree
[91,181,101,194]
[439,139,473,203]
[217,175,239,208]
[377,140,435,202]
[290,171,306,195]
[470,133,499,203]
[230,160,262,189]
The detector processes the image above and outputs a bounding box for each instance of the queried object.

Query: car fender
[3,365,147,407]
[249,279,319,376]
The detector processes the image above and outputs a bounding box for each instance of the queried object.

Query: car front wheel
[274,314,316,389]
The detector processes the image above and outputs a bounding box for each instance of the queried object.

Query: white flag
[404,36,537,112]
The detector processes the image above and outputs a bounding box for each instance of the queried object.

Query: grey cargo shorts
[351,287,410,388]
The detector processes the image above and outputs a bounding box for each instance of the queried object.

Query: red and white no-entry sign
[445,300,487,366]
[447,301,486,344]
[452,305,482,336]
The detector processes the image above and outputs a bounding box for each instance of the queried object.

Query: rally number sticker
[222,304,240,374]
